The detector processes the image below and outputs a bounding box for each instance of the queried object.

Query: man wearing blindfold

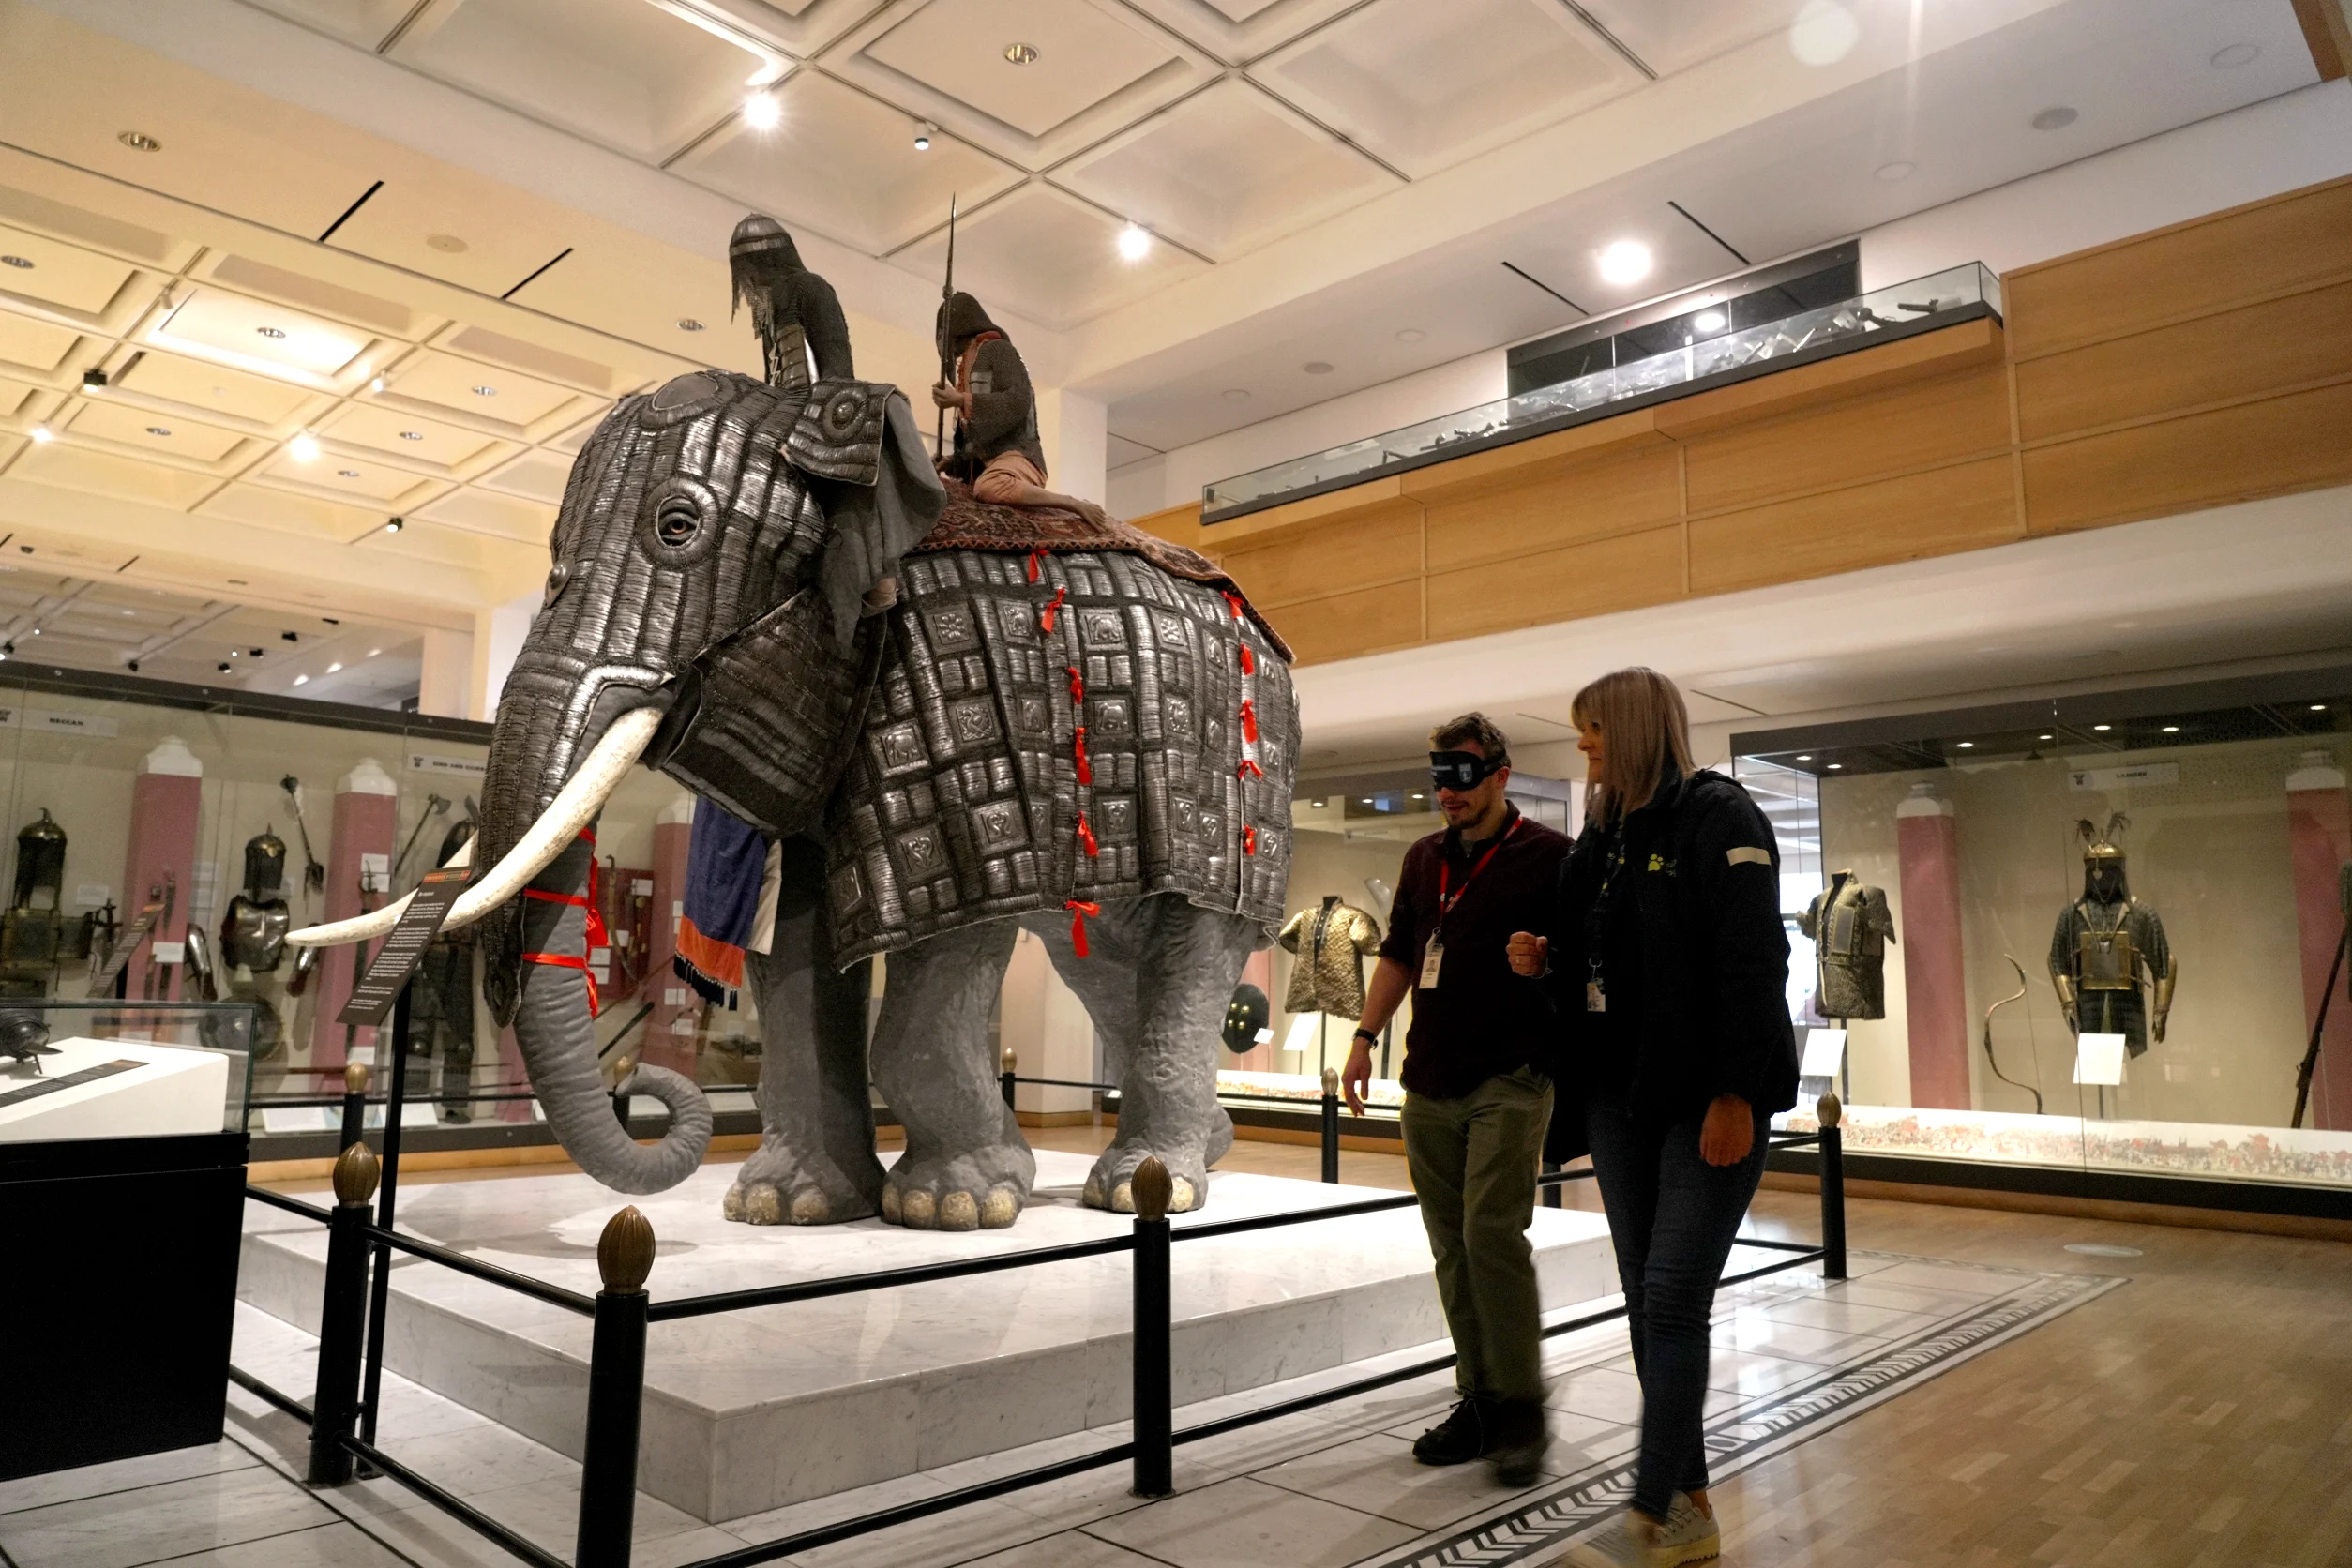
[1342,713,1571,1485]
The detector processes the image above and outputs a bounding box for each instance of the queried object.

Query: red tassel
[1222,590,1244,621]
[1239,699,1258,744]
[1238,642,1255,675]
[1243,825,1257,856]
[1074,726,1093,786]
[1039,586,1067,634]
[1067,666,1085,703]
[1026,549,1046,583]
[1238,758,1264,781]
[1076,812,1098,857]
[1066,899,1101,957]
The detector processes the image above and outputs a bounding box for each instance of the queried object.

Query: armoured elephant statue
[290,369,1297,1231]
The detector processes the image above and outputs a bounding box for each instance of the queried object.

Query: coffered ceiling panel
[114,349,319,427]
[329,179,581,301]
[676,70,1022,254]
[0,313,82,378]
[1254,0,1644,178]
[67,398,248,463]
[863,0,1177,138]
[198,481,391,543]
[0,377,29,419]
[417,485,556,543]
[0,222,141,317]
[1054,79,1399,262]
[316,400,513,469]
[1118,0,1364,63]
[1501,201,1749,320]
[252,444,442,506]
[10,440,223,509]
[1575,0,1790,76]
[478,449,574,505]
[234,0,423,51]
[892,183,1207,329]
[389,0,785,162]
[146,288,376,385]
[375,348,586,430]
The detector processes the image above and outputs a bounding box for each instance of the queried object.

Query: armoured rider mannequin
[729,213,853,388]
[929,291,1109,524]
[2048,813,2176,1058]
[188,830,312,1060]
[1798,870,1897,1021]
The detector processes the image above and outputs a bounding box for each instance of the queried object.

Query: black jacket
[1540,769,1798,1154]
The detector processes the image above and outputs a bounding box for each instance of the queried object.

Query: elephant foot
[1082,1143,1206,1215]
[723,1138,883,1227]
[882,1144,1035,1231]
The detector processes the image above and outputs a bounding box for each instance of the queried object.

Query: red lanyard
[1437,817,1519,923]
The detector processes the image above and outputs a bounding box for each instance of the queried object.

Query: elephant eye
[656,492,700,546]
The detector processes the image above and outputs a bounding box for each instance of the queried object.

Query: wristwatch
[1351,1026,1379,1047]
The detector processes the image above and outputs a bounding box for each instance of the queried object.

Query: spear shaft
[936,194,957,467]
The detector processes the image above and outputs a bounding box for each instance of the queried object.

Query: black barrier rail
[232,984,1850,1568]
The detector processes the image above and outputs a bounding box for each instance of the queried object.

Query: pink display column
[307,760,399,1067]
[2286,752,2352,1130]
[1895,785,1971,1109]
[641,800,701,1078]
[119,738,203,1003]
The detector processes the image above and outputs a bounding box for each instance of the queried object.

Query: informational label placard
[149,941,186,964]
[408,751,488,777]
[2069,762,2179,792]
[359,852,391,894]
[0,706,121,738]
[339,866,473,1027]
[72,884,109,909]
[2073,1032,2128,1086]
[1800,1026,1848,1078]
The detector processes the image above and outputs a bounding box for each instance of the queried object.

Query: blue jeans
[1585,1094,1771,1515]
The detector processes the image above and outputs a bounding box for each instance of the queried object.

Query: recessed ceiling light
[0,255,30,269]
[2040,733,2054,741]
[1795,755,1812,761]
[677,318,704,332]
[293,673,309,686]
[289,432,320,462]
[1221,388,1250,402]
[326,662,343,673]
[1694,309,1726,332]
[369,376,385,393]
[425,234,468,254]
[2092,723,2112,732]
[742,93,780,130]
[28,426,52,444]
[117,130,161,152]
[1597,240,1652,286]
[1395,328,1425,343]
[1875,160,1917,182]
[338,468,360,478]
[1826,762,1843,770]
[1788,0,1860,66]
[1303,361,1334,375]
[471,384,496,397]
[399,430,424,441]
[368,647,382,656]
[1359,798,1373,806]
[256,325,287,339]
[2210,42,2259,68]
[1956,742,1974,749]
[2031,105,2079,131]
[2162,725,2180,733]
[1003,41,1038,64]
[144,425,173,438]
[1410,792,1425,800]
[227,649,239,657]
[913,121,933,151]
[1117,223,1152,263]
[2314,704,2329,712]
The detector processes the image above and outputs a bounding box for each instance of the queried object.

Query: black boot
[1411,1397,1490,1466]
[1486,1398,1548,1486]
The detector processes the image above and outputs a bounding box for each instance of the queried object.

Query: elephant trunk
[510,833,712,1194]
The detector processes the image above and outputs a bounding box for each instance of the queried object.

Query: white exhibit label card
[1800,1026,1848,1078]
[408,751,488,776]
[2069,762,2179,792]
[2073,1032,2128,1086]
[359,852,391,892]
[73,884,110,908]
[149,940,186,964]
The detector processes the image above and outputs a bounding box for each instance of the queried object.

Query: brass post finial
[1817,1091,1843,1130]
[343,1061,370,1095]
[1132,1156,1172,1223]
[597,1206,656,1294]
[1321,1066,1340,1096]
[1001,1046,1018,1074]
[611,1054,635,1085]
[331,1140,381,1206]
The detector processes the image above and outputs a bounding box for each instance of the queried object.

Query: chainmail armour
[1798,873,1896,1020]
[1277,899,1382,1018]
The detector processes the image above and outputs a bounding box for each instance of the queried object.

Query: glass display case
[1201,263,2001,523]
[1734,665,2352,1214]
[0,998,251,1144]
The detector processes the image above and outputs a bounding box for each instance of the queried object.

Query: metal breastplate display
[823,548,1292,966]
[221,895,291,972]
[2075,901,2137,989]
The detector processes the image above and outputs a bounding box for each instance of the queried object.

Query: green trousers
[1400,1065,1554,1405]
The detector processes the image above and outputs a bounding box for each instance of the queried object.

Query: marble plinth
[238,1152,1617,1522]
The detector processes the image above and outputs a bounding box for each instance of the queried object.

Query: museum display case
[1201,262,2001,522]
[1734,664,2352,1217]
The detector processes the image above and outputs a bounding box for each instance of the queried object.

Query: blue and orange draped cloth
[673,798,779,1008]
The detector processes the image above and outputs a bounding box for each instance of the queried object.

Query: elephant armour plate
[823,548,1294,966]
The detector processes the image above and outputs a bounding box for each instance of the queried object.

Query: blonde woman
[1507,668,1797,1568]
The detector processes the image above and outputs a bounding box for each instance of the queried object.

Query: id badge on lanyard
[1419,938,1443,989]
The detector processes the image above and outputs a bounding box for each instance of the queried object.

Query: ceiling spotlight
[1302,360,1334,375]
[250,647,264,656]
[83,368,108,390]
[1597,240,1652,286]
[2040,733,2055,740]
[1003,41,1038,64]
[385,517,404,533]
[227,649,239,658]
[1787,0,1860,66]
[2314,704,2329,712]
[219,662,232,673]
[117,130,161,152]
[2032,105,2079,131]
[289,432,320,462]
[327,662,344,673]
[1116,223,1152,263]
[0,255,30,269]
[742,92,780,130]
[1956,742,1974,749]
[282,631,298,641]
[1826,762,1843,770]
[471,384,496,397]
[1694,309,1726,332]
[294,673,309,686]
[145,426,172,437]
[126,659,137,671]
[2210,42,2259,68]
[369,375,385,393]
[2092,723,2112,731]
[338,469,359,478]
[399,430,424,441]
[2162,725,2180,733]
[255,325,287,339]
[913,121,934,151]
[28,426,52,444]
[368,646,382,656]
[1796,755,1812,761]
[1876,160,1917,182]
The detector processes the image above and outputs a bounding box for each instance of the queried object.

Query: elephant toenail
[1110,1181,1135,1214]
[981,1187,1019,1228]
[745,1184,783,1225]
[901,1189,937,1228]
[723,1186,747,1223]
[1168,1177,1196,1213]
[789,1189,831,1224]
[881,1184,903,1222]
[938,1191,979,1230]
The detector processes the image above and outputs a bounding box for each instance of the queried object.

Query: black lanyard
[1583,821,1632,988]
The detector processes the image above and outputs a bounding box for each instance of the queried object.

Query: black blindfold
[1429,750,1504,790]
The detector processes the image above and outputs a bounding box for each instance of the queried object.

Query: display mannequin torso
[1278,896,1383,1019]
[1798,870,1896,1020]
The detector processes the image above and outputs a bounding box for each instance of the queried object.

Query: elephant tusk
[285,839,472,948]
[285,706,660,948]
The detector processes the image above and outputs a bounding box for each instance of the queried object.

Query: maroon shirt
[1378,806,1573,1100]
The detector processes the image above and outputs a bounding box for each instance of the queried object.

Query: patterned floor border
[1358,1258,2126,1567]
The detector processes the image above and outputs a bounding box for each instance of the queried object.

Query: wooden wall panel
[1425,525,1685,641]
[2014,280,2352,443]
[1423,447,1680,574]
[1689,457,2019,596]
[1215,505,1421,609]
[1682,363,2012,516]
[1259,580,1422,664]
[2022,378,2352,535]
[2004,176,2352,360]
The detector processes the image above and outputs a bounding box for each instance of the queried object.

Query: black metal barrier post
[359,980,415,1455]
[308,1142,380,1485]
[1001,1048,1018,1112]
[1318,1068,1340,1184]
[1817,1093,1847,1280]
[1129,1157,1173,1499]
[338,1060,369,1148]
[1541,1161,1562,1208]
[577,1208,655,1568]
